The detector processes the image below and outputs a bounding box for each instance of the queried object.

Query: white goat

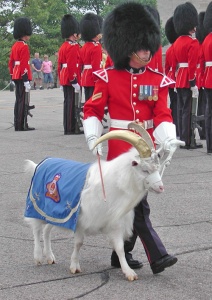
[24,128,165,281]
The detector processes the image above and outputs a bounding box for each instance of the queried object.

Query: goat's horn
[93,130,151,158]
[128,122,155,149]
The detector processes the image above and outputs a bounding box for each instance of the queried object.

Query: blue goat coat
[25,158,91,232]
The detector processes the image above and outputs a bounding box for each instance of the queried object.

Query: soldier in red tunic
[202,3,212,154]
[8,17,34,131]
[79,13,103,102]
[172,2,200,149]
[145,5,163,73]
[58,14,81,135]
[165,16,179,136]
[83,2,179,274]
[196,12,207,141]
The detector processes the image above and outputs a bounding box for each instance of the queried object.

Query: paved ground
[0,88,211,300]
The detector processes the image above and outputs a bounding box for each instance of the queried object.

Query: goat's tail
[24,159,37,176]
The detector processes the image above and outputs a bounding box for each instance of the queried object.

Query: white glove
[24,81,31,92]
[72,83,80,92]
[190,85,199,98]
[87,135,103,156]
[163,138,185,153]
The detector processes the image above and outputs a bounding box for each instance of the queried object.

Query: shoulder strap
[93,69,108,83]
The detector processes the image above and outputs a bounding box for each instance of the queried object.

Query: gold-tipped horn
[128,122,155,149]
[93,130,151,158]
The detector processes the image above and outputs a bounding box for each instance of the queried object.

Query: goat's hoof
[125,270,138,281]
[70,266,82,274]
[35,260,42,266]
[127,274,138,281]
[47,259,56,265]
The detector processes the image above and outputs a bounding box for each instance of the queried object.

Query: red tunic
[105,55,114,69]
[201,32,212,88]
[196,44,205,89]
[84,68,173,160]
[165,44,176,89]
[79,41,102,86]
[57,40,80,86]
[8,40,32,81]
[172,35,199,88]
[147,46,163,73]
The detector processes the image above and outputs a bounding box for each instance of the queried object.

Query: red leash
[97,152,106,201]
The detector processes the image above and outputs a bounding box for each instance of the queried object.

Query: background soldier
[145,5,163,73]
[165,16,179,136]
[172,2,200,149]
[79,13,103,102]
[8,17,35,131]
[58,14,82,135]
[202,2,212,154]
[195,12,207,141]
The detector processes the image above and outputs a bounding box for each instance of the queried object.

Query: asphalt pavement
[0,88,211,300]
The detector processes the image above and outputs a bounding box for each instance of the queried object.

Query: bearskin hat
[144,5,160,26]
[13,17,32,39]
[203,2,212,34]
[61,14,79,39]
[103,2,160,69]
[165,17,178,44]
[80,13,103,42]
[196,12,207,43]
[173,2,198,36]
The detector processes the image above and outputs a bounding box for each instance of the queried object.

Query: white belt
[205,62,212,67]
[178,63,188,68]
[110,119,153,130]
[84,65,92,69]
[14,61,29,65]
[62,63,67,68]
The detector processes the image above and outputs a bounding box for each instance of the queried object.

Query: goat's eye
[132,161,138,166]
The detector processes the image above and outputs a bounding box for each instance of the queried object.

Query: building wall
[157,0,209,25]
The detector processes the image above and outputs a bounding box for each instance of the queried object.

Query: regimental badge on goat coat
[25,158,91,231]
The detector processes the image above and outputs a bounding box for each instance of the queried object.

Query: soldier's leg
[14,80,25,131]
[177,88,183,141]
[84,86,94,102]
[133,194,167,264]
[180,88,192,146]
[169,88,179,136]
[198,88,206,139]
[205,88,212,153]
[63,85,74,134]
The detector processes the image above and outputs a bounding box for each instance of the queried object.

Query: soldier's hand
[72,83,80,92]
[190,86,199,98]
[87,135,103,156]
[24,81,31,92]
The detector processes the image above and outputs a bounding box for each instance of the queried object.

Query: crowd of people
[7,0,212,276]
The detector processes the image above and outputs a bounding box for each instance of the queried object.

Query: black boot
[111,251,143,269]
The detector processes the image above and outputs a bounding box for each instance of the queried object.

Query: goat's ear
[132,161,138,166]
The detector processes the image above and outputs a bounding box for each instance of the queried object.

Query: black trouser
[169,88,179,136]
[204,88,212,152]
[123,194,167,264]
[84,86,94,102]
[198,88,206,139]
[177,88,192,146]
[63,85,75,134]
[14,80,25,130]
